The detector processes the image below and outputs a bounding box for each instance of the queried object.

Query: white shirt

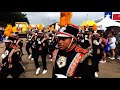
[109,37,116,47]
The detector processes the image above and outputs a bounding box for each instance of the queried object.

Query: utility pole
[86,14,88,21]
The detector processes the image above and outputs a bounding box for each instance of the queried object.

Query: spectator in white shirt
[108,32,116,59]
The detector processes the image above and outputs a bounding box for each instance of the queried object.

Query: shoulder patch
[75,46,88,54]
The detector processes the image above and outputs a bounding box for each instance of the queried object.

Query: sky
[22,12,105,26]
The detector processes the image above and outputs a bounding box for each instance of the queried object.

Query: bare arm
[16,39,21,45]
[8,48,20,63]
[2,47,5,54]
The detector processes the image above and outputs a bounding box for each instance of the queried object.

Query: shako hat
[57,24,79,40]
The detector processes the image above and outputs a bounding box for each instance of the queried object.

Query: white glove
[1,54,6,59]
[93,40,99,45]
[49,40,52,43]
[49,37,52,39]
[35,33,37,36]
[28,39,31,41]
[38,41,41,44]
[55,74,67,78]
[85,35,88,38]
[81,39,84,43]
[85,38,88,40]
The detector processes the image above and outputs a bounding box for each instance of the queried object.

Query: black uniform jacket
[52,44,94,78]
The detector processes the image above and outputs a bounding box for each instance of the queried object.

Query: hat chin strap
[66,37,74,50]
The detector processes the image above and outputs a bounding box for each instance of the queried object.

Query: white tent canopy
[97,16,120,31]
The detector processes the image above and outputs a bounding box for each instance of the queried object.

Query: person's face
[93,35,98,39]
[38,33,43,37]
[13,36,19,39]
[58,37,72,50]
[85,31,89,34]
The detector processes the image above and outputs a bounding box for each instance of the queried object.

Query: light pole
[86,14,88,21]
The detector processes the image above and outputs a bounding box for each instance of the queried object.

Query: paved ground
[0,39,120,78]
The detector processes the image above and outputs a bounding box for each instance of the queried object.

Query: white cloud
[23,12,104,26]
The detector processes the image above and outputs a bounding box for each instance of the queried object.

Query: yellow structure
[80,21,87,26]
[15,22,28,34]
[12,26,17,33]
[80,20,97,27]
[87,20,97,26]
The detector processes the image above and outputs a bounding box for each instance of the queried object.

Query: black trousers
[41,53,47,70]
[32,49,47,70]
[93,54,101,72]
[116,44,120,56]
[32,49,40,68]
[48,45,55,59]
[26,43,31,55]
[0,67,20,78]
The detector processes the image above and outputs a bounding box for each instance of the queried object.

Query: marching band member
[0,38,24,78]
[31,30,48,75]
[52,24,94,78]
[52,12,94,78]
[92,31,103,77]
[25,30,33,60]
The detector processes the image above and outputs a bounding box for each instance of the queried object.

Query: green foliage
[0,12,29,27]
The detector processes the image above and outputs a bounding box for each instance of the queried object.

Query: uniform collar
[66,44,76,52]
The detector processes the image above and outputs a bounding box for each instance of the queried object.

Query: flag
[104,12,112,19]
[112,14,120,21]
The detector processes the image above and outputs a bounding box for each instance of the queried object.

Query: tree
[0,12,30,27]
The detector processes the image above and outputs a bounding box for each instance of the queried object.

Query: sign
[104,12,120,21]
[112,13,120,21]
[104,12,112,19]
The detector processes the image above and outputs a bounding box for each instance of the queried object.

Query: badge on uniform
[57,56,67,68]
[37,38,40,42]
[1,50,9,59]
[17,51,20,55]
[28,35,31,38]
[4,50,9,56]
